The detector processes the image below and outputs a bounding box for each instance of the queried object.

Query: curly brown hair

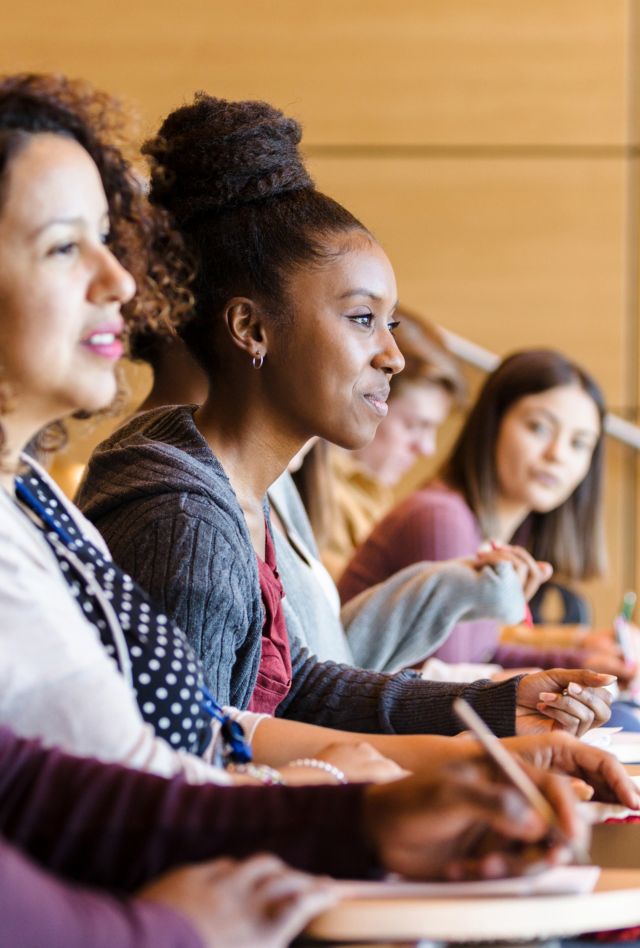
[0,73,194,456]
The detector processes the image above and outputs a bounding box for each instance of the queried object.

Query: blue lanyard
[201,687,253,764]
[15,478,79,547]
[15,474,253,765]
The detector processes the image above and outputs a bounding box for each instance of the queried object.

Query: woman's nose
[90,245,137,305]
[373,330,405,377]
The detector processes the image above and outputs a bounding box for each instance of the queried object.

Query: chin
[335,427,378,451]
[72,382,119,416]
[529,494,565,514]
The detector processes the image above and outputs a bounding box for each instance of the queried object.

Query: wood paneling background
[4,0,639,623]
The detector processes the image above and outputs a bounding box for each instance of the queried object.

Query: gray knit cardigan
[77,406,520,736]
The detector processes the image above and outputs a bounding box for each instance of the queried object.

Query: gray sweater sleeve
[90,495,263,710]
[342,560,525,673]
[279,632,521,737]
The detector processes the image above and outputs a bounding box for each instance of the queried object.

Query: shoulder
[390,483,477,527]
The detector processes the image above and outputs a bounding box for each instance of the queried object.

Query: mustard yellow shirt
[322,448,394,581]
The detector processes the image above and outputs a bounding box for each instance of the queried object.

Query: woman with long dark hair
[339,349,627,682]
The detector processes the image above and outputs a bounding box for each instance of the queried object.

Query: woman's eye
[349,313,374,328]
[100,231,111,246]
[47,242,78,258]
[572,438,595,452]
[388,319,401,333]
[527,420,549,436]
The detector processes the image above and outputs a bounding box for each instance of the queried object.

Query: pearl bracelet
[226,762,284,785]
[286,758,348,785]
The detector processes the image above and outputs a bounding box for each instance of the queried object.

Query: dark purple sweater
[0,726,378,947]
[1,840,201,948]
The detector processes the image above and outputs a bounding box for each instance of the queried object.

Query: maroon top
[248,523,292,714]
[339,483,586,669]
[0,725,377,946]
[0,725,377,885]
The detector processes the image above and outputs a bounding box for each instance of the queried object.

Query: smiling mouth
[363,392,389,417]
[81,330,125,361]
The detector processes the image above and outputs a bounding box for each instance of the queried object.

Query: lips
[80,321,125,361]
[531,471,562,489]
[363,385,390,417]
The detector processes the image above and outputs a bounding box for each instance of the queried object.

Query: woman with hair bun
[79,94,615,746]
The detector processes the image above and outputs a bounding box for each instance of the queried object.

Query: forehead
[511,384,601,431]
[287,231,397,302]
[0,133,106,228]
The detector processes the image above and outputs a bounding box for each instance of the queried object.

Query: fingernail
[568,683,583,696]
[539,692,558,702]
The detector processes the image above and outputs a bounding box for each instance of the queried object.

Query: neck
[195,382,303,510]
[350,446,389,483]
[138,344,209,414]
[490,496,531,543]
[0,411,46,492]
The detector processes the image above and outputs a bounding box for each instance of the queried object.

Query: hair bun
[144,94,314,222]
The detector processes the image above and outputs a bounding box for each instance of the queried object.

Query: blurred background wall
[3,0,639,623]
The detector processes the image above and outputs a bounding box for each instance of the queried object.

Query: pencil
[453,697,590,865]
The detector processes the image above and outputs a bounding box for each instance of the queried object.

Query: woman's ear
[223,297,269,363]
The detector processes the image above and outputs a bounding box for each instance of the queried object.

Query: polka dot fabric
[16,467,213,757]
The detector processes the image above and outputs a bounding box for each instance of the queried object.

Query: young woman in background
[339,349,631,685]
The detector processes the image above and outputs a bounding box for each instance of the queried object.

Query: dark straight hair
[442,349,607,580]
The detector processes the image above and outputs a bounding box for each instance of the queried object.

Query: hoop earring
[251,353,264,370]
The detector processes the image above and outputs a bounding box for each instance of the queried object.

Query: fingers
[223,855,337,939]
[537,680,612,737]
[520,670,614,737]
[433,764,569,846]
[251,863,337,941]
[445,840,569,882]
[474,544,553,598]
[552,737,640,809]
[263,884,337,943]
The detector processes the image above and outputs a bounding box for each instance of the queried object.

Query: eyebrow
[30,210,110,240]
[30,216,84,238]
[338,288,382,300]
[338,288,400,309]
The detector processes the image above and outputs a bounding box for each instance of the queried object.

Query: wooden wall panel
[309,155,628,405]
[0,0,629,145]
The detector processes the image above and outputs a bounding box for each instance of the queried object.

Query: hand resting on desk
[362,758,585,882]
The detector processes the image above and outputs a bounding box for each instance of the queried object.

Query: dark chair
[529,581,591,626]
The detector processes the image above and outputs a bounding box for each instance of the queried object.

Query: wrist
[286,757,348,785]
[226,762,284,785]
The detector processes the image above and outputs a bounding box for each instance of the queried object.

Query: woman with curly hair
[78,93,616,746]
[0,73,252,784]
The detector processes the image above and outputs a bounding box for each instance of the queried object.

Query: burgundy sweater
[0,726,379,946]
[0,722,376,874]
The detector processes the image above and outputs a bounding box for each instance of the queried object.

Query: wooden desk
[305,869,640,944]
